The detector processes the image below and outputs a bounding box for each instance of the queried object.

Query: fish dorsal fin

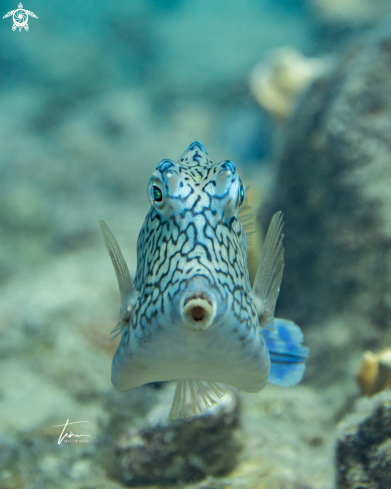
[238,199,256,247]
[252,211,284,330]
[169,380,225,419]
[99,220,140,339]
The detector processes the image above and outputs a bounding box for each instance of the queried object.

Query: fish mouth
[181,292,216,331]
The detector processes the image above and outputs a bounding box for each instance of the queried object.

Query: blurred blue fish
[100,141,308,418]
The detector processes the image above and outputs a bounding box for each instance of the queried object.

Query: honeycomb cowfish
[100,141,308,419]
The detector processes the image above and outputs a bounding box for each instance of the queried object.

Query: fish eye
[153,185,163,203]
[148,180,165,209]
[238,182,246,208]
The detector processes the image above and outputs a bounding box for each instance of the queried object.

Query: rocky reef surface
[251,13,391,489]
[2,1,391,488]
[336,390,391,489]
[262,18,391,336]
[0,242,339,489]
[100,388,242,485]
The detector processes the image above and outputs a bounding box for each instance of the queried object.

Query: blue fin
[263,318,309,387]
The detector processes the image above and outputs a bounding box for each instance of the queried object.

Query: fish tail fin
[263,318,309,387]
[169,380,225,419]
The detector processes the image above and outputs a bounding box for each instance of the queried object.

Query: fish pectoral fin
[99,220,140,338]
[252,211,284,330]
[109,290,141,339]
[169,380,225,419]
[109,318,128,340]
[99,220,135,302]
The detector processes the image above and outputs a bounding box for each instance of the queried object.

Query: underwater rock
[356,349,391,397]
[101,385,242,485]
[262,20,391,328]
[336,390,391,489]
[249,47,328,121]
[0,435,20,486]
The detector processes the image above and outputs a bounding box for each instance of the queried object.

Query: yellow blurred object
[249,47,328,121]
[356,349,391,396]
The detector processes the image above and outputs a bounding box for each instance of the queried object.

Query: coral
[356,349,391,396]
[336,390,391,489]
[249,47,328,120]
